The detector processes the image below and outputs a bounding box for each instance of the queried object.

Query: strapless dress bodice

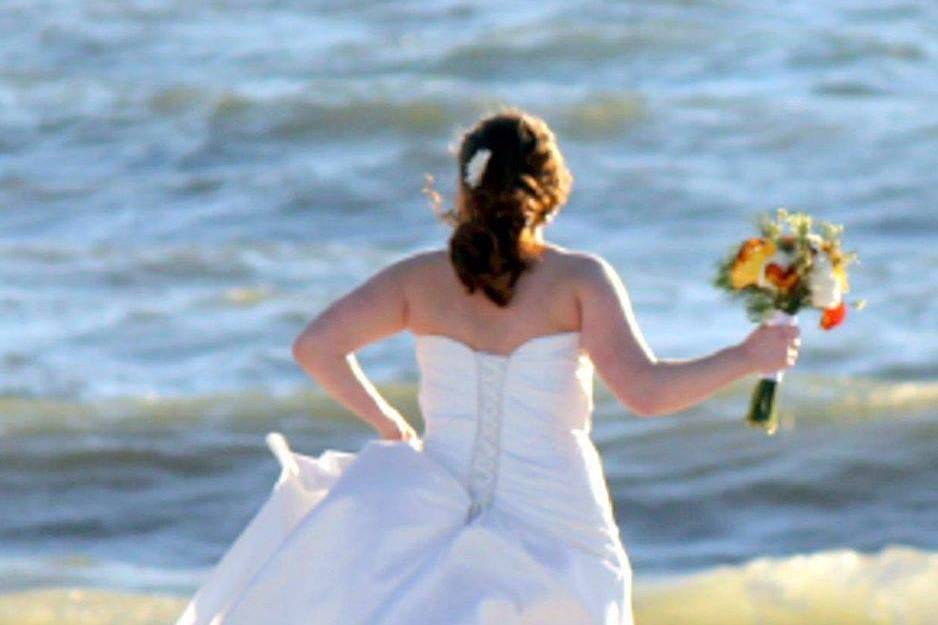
[415,331,624,562]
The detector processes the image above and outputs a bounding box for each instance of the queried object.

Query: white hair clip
[464,148,491,188]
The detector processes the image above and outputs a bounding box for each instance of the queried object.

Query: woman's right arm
[576,254,800,417]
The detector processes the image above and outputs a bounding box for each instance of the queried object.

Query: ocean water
[1,0,936,623]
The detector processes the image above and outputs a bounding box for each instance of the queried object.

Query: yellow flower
[731,238,776,289]
[833,261,849,292]
[821,241,850,293]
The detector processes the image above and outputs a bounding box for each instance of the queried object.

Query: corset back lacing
[465,352,509,523]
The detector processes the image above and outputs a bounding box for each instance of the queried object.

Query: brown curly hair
[425,108,573,307]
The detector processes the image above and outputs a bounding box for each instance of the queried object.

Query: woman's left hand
[375,415,419,443]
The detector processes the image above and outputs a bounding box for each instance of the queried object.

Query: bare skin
[292,227,801,440]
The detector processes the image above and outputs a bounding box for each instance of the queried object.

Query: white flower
[808,251,843,309]
[806,233,824,252]
[464,148,491,188]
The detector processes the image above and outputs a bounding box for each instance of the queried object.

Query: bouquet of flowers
[714,209,864,434]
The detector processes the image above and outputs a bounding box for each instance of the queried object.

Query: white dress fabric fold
[175,332,634,625]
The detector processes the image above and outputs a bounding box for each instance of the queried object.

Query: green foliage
[743,288,775,322]
[757,212,781,239]
[713,249,737,291]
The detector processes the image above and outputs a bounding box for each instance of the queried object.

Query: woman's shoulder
[539,244,621,288]
[386,247,448,274]
[374,248,450,289]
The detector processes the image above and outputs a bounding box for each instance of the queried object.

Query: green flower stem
[747,310,798,434]
[747,378,780,434]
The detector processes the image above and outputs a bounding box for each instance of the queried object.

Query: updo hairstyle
[425,108,573,307]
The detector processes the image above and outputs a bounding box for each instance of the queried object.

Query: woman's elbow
[628,392,661,418]
[291,333,313,367]
[608,382,659,417]
[292,325,327,369]
[618,365,662,418]
[292,322,349,372]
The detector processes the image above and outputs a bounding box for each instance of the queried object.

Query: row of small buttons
[465,354,508,523]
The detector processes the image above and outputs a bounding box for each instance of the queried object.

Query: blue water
[1,0,935,619]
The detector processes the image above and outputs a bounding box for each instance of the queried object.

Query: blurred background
[1,1,935,623]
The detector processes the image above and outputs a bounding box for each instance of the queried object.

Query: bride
[174,108,800,625]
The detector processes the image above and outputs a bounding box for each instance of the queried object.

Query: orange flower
[731,238,776,289]
[764,262,800,293]
[820,301,846,330]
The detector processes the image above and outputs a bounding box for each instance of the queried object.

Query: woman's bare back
[404,243,584,356]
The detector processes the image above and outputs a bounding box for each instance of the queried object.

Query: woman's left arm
[291,258,416,441]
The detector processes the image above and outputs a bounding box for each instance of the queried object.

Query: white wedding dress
[175,331,634,625]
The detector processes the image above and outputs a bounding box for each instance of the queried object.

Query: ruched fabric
[174,331,633,625]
